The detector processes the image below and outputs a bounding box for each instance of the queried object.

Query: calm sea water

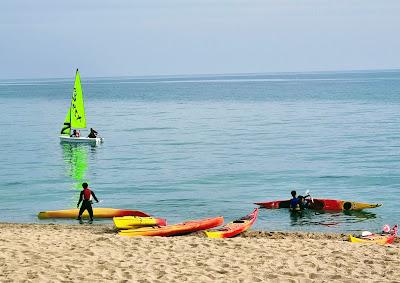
[0,70,399,233]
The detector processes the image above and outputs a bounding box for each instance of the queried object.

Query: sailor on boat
[88,128,98,138]
[70,129,80,138]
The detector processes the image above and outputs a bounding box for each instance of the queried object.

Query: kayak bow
[205,208,258,238]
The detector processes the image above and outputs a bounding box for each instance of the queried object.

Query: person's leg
[78,204,86,220]
[78,202,88,224]
[87,203,94,223]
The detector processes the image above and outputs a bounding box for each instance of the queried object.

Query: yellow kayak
[113,216,166,230]
[38,208,150,219]
[349,234,396,245]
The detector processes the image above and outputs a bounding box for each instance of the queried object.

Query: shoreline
[0,223,399,282]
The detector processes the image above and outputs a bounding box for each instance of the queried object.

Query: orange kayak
[38,208,150,219]
[205,208,258,238]
[119,216,224,237]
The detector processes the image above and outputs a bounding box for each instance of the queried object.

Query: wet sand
[0,223,399,282]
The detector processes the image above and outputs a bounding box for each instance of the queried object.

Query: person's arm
[91,191,99,202]
[77,191,83,207]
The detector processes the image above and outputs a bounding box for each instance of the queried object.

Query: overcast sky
[1,0,399,79]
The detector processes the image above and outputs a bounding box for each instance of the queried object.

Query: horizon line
[1,67,400,81]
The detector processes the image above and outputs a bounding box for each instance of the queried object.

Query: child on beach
[77,182,99,224]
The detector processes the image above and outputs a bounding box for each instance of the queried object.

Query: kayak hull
[255,199,381,211]
[349,234,395,245]
[59,136,103,144]
[119,216,224,237]
[205,208,259,238]
[38,208,150,219]
[113,216,167,230]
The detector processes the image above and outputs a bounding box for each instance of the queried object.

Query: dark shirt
[290,197,299,209]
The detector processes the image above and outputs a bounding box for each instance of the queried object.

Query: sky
[1,0,400,79]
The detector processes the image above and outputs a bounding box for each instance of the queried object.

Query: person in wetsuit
[87,128,98,138]
[77,182,99,224]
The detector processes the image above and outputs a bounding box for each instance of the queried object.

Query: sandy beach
[0,223,398,282]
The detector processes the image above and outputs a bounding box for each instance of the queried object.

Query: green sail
[60,108,71,136]
[70,70,86,129]
[60,69,87,135]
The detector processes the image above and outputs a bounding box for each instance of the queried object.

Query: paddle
[304,190,314,203]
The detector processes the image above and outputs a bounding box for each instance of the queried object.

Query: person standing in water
[289,190,299,211]
[77,182,99,224]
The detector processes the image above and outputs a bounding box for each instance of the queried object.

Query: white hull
[59,136,103,144]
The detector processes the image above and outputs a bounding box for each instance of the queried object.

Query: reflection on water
[61,143,90,190]
[61,143,100,206]
[289,209,377,227]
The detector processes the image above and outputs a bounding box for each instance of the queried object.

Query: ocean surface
[0,70,400,233]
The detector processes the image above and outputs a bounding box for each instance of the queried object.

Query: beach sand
[0,223,399,282]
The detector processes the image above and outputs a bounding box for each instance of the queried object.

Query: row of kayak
[37,206,397,244]
[37,197,388,242]
[116,209,259,238]
[37,197,382,220]
[37,207,259,238]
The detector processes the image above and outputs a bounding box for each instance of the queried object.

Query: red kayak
[205,208,258,238]
[255,199,381,211]
[119,216,224,237]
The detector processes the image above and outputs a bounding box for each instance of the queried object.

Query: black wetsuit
[77,189,99,221]
[88,129,98,138]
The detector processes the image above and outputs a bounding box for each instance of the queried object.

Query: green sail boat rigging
[61,69,86,136]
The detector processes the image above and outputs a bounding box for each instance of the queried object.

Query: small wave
[318,175,350,179]
[125,127,176,132]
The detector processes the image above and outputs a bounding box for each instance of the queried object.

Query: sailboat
[59,69,103,144]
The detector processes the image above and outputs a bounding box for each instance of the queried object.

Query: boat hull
[205,208,259,238]
[113,216,167,230]
[255,199,381,211]
[349,234,395,245]
[38,208,150,219]
[119,216,224,237]
[59,136,103,144]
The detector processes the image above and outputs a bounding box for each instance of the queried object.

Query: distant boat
[59,69,103,144]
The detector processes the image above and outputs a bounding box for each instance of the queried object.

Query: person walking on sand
[77,182,99,224]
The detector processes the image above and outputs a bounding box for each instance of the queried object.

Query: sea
[0,70,399,233]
